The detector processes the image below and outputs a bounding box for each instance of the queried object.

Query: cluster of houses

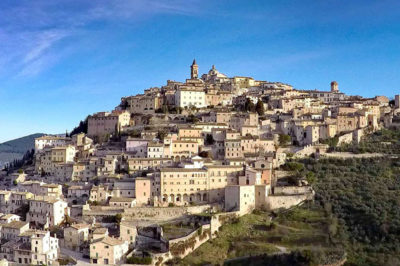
[0,60,398,265]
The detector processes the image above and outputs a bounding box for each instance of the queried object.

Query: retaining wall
[266,193,314,210]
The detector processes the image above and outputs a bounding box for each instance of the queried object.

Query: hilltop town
[0,60,399,265]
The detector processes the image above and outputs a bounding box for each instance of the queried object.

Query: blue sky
[0,0,400,142]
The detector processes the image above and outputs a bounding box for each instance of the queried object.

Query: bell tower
[331,81,339,92]
[190,59,198,79]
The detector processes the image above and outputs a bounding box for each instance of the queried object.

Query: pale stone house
[225,185,255,215]
[1,221,29,241]
[239,168,261,186]
[135,178,152,206]
[67,185,91,200]
[124,93,162,114]
[109,197,135,208]
[87,111,130,138]
[90,236,129,265]
[175,88,206,108]
[126,138,150,157]
[92,227,108,240]
[19,181,62,198]
[89,185,111,203]
[119,222,137,246]
[64,223,90,251]
[128,157,174,172]
[0,191,34,213]
[164,140,199,161]
[51,145,76,164]
[35,135,70,153]
[207,165,243,202]
[224,139,243,159]
[147,142,164,158]
[13,230,59,265]
[27,197,69,228]
[158,168,208,205]
[0,214,21,224]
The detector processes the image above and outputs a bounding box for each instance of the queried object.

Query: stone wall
[83,204,214,222]
[265,193,314,210]
[293,144,328,158]
[124,205,213,221]
[274,170,293,179]
[148,224,212,265]
[274,186,313,195]
[210,211,240,235]
[137,211,241,266]
[337,132,353,145]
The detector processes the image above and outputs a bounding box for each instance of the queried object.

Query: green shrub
[126,256,152,265]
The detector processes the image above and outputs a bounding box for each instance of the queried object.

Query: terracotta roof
[93,228,108,234]
[93,236,125,246]
[70,223,90,230]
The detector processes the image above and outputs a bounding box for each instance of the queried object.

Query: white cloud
[23,31,67,64]
[0,0,202,78]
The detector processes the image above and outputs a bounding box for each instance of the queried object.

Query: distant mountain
[0,133,45,169]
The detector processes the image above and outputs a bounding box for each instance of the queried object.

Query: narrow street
[60,248,91,266]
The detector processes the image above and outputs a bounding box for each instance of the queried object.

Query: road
[60,248,91,266]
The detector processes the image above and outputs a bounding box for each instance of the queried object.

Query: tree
[256,100,265,116]
[129,130,141,138]
[199,151,212,159]
[205,134,215,145]
[244,98,256,112]
[187,114,199,123]
[115,213,123,224]
[279,134,292,146]
[69,116,88,136]
[157,129,168,141]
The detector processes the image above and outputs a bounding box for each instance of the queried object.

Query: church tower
[191,59,198,79]
[331,81,339,92]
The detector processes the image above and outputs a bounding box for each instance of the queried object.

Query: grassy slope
[181,129,400,266]
[179,204,341,265]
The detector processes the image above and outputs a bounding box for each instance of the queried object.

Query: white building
[27,197,69,228]
[35,135,70,153]
[147,143,164,158]
[90,236,129,265]
[225,185,255,215]
[64,224,90,251]
[175,88,206,108]
[15,230,59,265]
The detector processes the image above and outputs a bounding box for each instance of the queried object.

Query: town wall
[274,186,313,195]
[83,204,214,221]
[337,132,353,145]
[265,193,313,210]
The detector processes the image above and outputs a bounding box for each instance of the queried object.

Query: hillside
[180,129,400,266]
[0,133,44,168]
